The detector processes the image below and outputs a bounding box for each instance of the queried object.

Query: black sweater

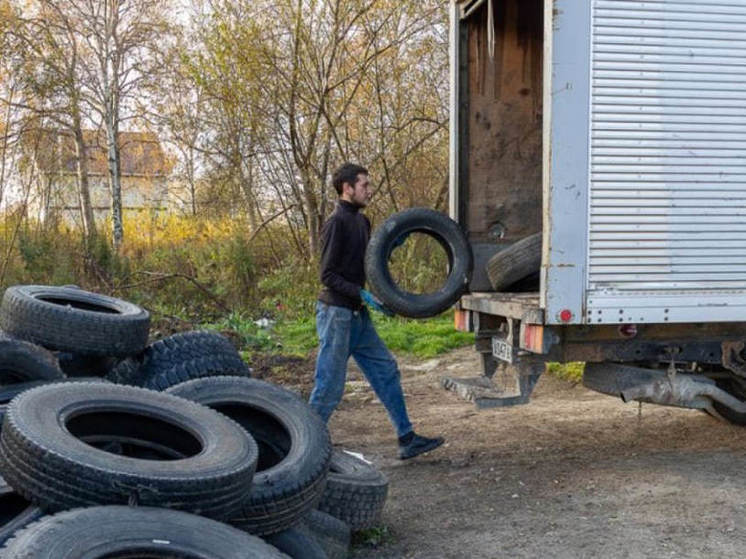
[318,200,370,310]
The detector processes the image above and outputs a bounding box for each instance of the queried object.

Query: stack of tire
[0,285,389,558]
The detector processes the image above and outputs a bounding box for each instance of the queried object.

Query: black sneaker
[398,433,444,460]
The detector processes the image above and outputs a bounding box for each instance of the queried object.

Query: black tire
[486,232,542,291]
[0,382,258,519]
[0,378,108,428]
[167,376,332,535]
[0,286,149,357]
[0,376,109,405]
[56,353,118,377]
[299,509,351,559]
[365,208,473,319]
[0,378,108,407]
[264,526,328,559]
[1,506,290,558]
[108,330,250,390]
[0,336,64,385]
[711,377,746,425]
[0,475,43,546]
[318,450,388,531]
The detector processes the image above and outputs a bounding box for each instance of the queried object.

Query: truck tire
[108,330,250,390]
[264,526,329,559]
[0,286,149,357]
[299,509,351,559]
[0,382,258,519]
[0,337,64,385]
[486,232,542,291]
[0,506,290,558]
[167,376,332,535]
[0,475,43,546]
[318,450,388,531]
[365,208,473,318]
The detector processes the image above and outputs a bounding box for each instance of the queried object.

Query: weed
[547,362,584,383]
[352,525,394,548]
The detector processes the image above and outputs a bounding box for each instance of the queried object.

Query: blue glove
[360,289,395,317]
[391,233,409,250]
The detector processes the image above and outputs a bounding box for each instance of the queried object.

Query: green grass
[274,317,317,355]
[372,313,474,358]
[202,310,474,358]
[546,361,585,382]
[200,311,277,351]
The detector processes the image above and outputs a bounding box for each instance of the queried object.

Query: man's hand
[360,289,395,317]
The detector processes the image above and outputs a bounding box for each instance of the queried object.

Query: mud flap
[441,358,543,409]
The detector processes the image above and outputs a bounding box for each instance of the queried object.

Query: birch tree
[2,1,99,247]
[68,0,169,250]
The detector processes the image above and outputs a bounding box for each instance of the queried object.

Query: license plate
[492,337,513,363]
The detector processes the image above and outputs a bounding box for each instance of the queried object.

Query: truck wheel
[0,337,64,385]
[0,286,149,357]
[318,450,388,531]
[108,330,250,390]
[1,506,290,558]
[167,376,332,535]
[365,208,473,318]
[0,475,43,546]
[486,232,542,291]
[0,382,258,519]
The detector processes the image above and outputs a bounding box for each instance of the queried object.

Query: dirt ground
[272,346,746,559]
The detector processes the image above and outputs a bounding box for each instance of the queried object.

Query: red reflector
[619,324,637,338]
[559,309,573,323]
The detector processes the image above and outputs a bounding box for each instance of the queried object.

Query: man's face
[344,173,371,207]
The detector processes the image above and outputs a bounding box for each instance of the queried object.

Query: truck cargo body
[448,0,746,415]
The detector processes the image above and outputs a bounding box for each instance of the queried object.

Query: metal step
[441,360,543,409]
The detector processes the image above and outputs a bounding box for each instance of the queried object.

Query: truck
[445,0,746,424]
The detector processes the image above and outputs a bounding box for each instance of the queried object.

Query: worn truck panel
[453,0,746,325]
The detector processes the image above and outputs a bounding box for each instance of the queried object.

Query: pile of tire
[0,285,390,558]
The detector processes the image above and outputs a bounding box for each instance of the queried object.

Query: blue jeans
[309,301,413,438]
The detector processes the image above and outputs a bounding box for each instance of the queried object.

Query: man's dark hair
[332,162,368,196]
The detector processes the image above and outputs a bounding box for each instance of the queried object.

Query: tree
[2,0,98,248]
[67,0,170,250]
[149,36,206,216]
[184,3,268,227]
[190,0,448,258]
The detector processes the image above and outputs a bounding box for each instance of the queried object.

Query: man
[309,162,444,460]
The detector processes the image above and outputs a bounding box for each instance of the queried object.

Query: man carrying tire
[309,162,444,460]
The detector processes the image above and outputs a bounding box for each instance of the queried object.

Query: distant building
[27,129,173,225]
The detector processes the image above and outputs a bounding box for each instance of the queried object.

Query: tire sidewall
[365,208,472,318]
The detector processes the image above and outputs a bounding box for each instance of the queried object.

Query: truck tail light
[521,324,545,353]
[454,309,472,332]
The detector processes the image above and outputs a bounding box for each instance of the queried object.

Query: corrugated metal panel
[588,0,746,301]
